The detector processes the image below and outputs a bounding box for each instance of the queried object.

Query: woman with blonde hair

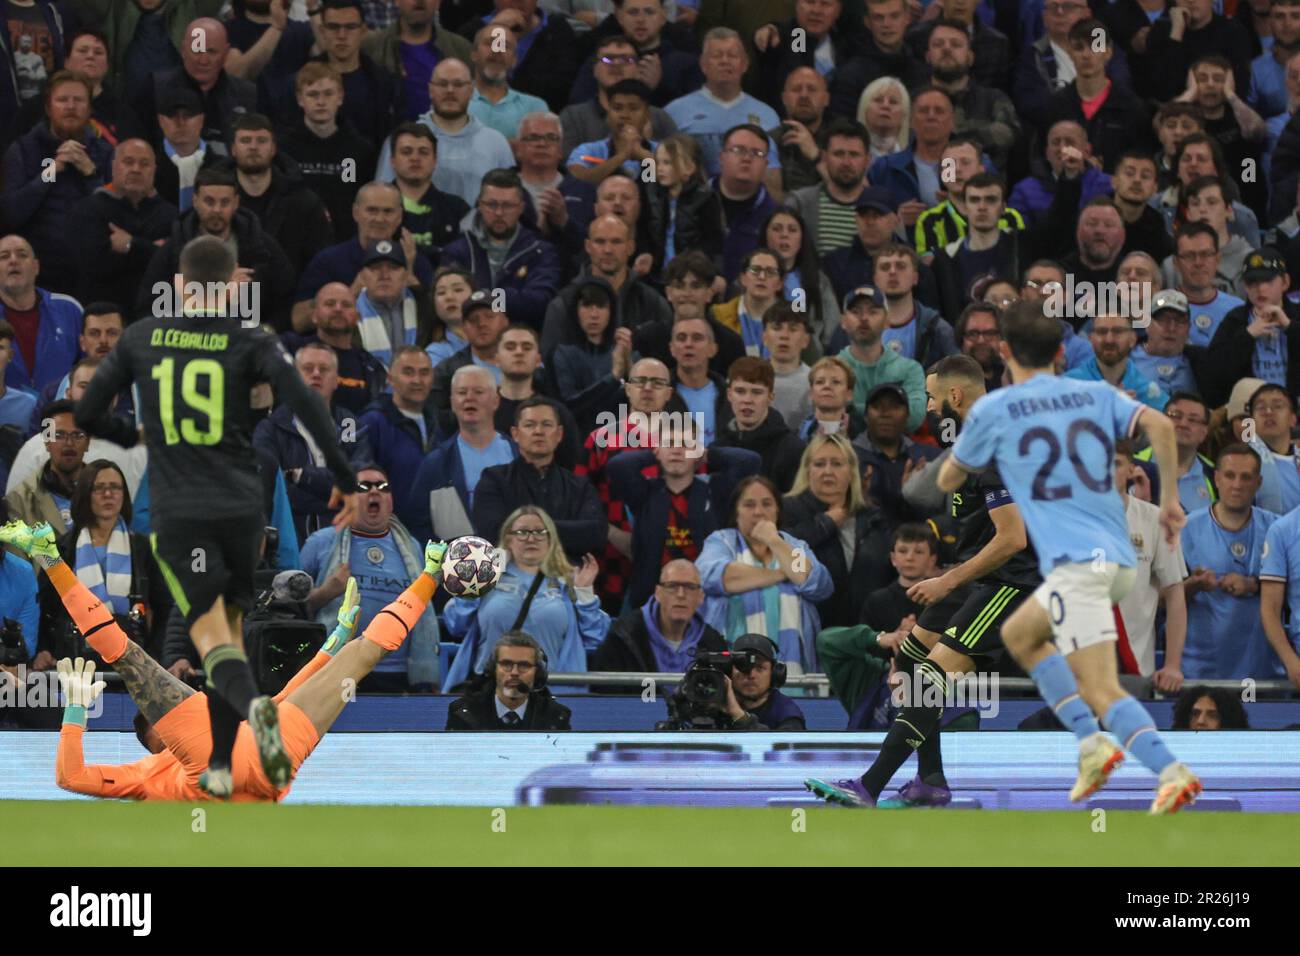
[441,505,608,688]
[857,77,910,162]
[781,433,894,627]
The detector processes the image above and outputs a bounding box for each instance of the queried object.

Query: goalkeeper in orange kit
[1,519,446,802]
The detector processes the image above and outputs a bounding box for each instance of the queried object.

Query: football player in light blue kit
[937,301,1203,814]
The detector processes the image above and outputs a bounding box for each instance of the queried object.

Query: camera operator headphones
[732,634,786,690]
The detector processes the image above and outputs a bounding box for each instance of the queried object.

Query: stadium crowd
[2,0,1300,729]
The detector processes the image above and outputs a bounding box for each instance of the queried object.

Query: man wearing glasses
[446,631,572,729]
[472,397,606,561]
[712,124,780,283]
[4,399,87,531]
[1168,223,1246,348]
[441,168,561,331]
[1134,393,1218,514]
[1065,312,1170,411]
[1130,289,1212,400]
[301,463,441,691]
[591,559,726,693]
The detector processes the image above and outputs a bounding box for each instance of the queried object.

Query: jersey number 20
[151,358,225,445]
[1018,420,1112,500]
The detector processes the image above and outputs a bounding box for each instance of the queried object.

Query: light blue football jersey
[951,375,1146,578]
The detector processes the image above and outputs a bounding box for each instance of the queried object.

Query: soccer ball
[440,535,507,597]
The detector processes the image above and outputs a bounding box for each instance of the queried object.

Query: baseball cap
[1151,289,1189,316]
[865,382,909,406]
[843,285,886,311]
[157,85,203,117]
[1227,377,1267,419]
[1242,249,1287,284]
[732,633,779,663]
[854,187,897,215]
[361,239,406,269]
[462,289,496,319]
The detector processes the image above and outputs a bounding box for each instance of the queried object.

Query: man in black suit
[445,631,572,730]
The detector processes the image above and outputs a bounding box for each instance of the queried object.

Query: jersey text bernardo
[149,329,230,352]
[1007,391,1097,419]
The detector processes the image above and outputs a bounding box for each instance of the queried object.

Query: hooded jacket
[550,276,627,433]
[540,268,674,365]
[711,408,806,495]
[590,606,727,695]
[644,176,725,273]
[440,218,561,331]
[136,206,296,329]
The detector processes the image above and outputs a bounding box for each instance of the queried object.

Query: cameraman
[667,634,807,731]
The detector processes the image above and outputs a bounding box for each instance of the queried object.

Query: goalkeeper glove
[57,657,106,728]
[424,540,449,581]
[321,576,361,657]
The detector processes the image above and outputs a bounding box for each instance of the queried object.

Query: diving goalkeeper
[1,519,446,802]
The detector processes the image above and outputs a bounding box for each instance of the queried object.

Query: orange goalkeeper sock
[49,564,126,663]
[363,575,435,652]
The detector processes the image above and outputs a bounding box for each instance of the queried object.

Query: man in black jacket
[591,559,727,694]
[230,113,333,277]
[713,356,805,494]
[446,630,572,729]
[69,139,178,312]
[1204,250,1300,406]
[137,168,296,329]
[472,397,607,561]
[830,0,928,118]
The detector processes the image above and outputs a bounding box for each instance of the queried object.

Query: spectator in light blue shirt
[567,79,657,184]
[1261,500,1300,688]
[1244,382,1300,515]
[1248,0,1300,118]
[0,321,36,433]
[671,315,721,447]
[467,22,548,139]
[1065,313,1169,410]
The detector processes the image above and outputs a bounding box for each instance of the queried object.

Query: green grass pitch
[2,801,1295,866]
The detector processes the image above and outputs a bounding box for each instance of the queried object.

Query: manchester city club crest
[1195,313,1211,330]
[366,546,384,565]
[376,239,393,255]
[887,339,903,354]
[1231,541,1247,559]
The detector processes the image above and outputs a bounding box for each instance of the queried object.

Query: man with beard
[137,168,296,330]
[836,285,925,430]
[374,57,515,206]
[283,282,387,416]
[875,244,957,368]
[923,20,1020,174]
[467,21,546,139]
[2,71,113,298]
[441,168,560,331]
[954,302,1004,393]
[69,138,177,310]
[1168,223,1246,349]
[1059,197,1127,291]
[230,113,333,276]
[570,0,702,108]
[904,0,1012,92]
[771,67,830,194]
[786,119,872,257]
[808,354,1041,809]
[1065,312,1169,410]
[830,0,928,118]
[456,1,581,113]
[558,34,678,161]
[1107,150,1173,262]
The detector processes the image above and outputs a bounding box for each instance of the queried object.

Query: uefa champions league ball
[440,536,507,597]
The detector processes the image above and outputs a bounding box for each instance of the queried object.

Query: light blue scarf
[356,288,418,369]
[74,518,132,615]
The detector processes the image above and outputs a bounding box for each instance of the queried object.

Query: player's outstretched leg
[1001,599,1126,802]
[1068,644,1202,814]
[286,542,446,738]
[806,632,960,809]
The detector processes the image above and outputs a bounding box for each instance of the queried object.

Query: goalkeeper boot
[0,519,59,562]
[248,695,292,789]
[1070,732,1125,802]
[805,777,876,808]
[198,765,233,799]
[1150,762,1202,815]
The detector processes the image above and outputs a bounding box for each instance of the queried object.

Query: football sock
[364,580,433,651]
[1103,697,1178,776]
[860,659,947,800]
[48,566,126,663]
[896,634,947,785]
[204,685,241,771]
[1029,653,1101,741]
[203,646,261,720]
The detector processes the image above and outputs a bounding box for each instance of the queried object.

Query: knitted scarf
[356,288,418,369]
[724,536,803,666]
[74,518,133,615]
